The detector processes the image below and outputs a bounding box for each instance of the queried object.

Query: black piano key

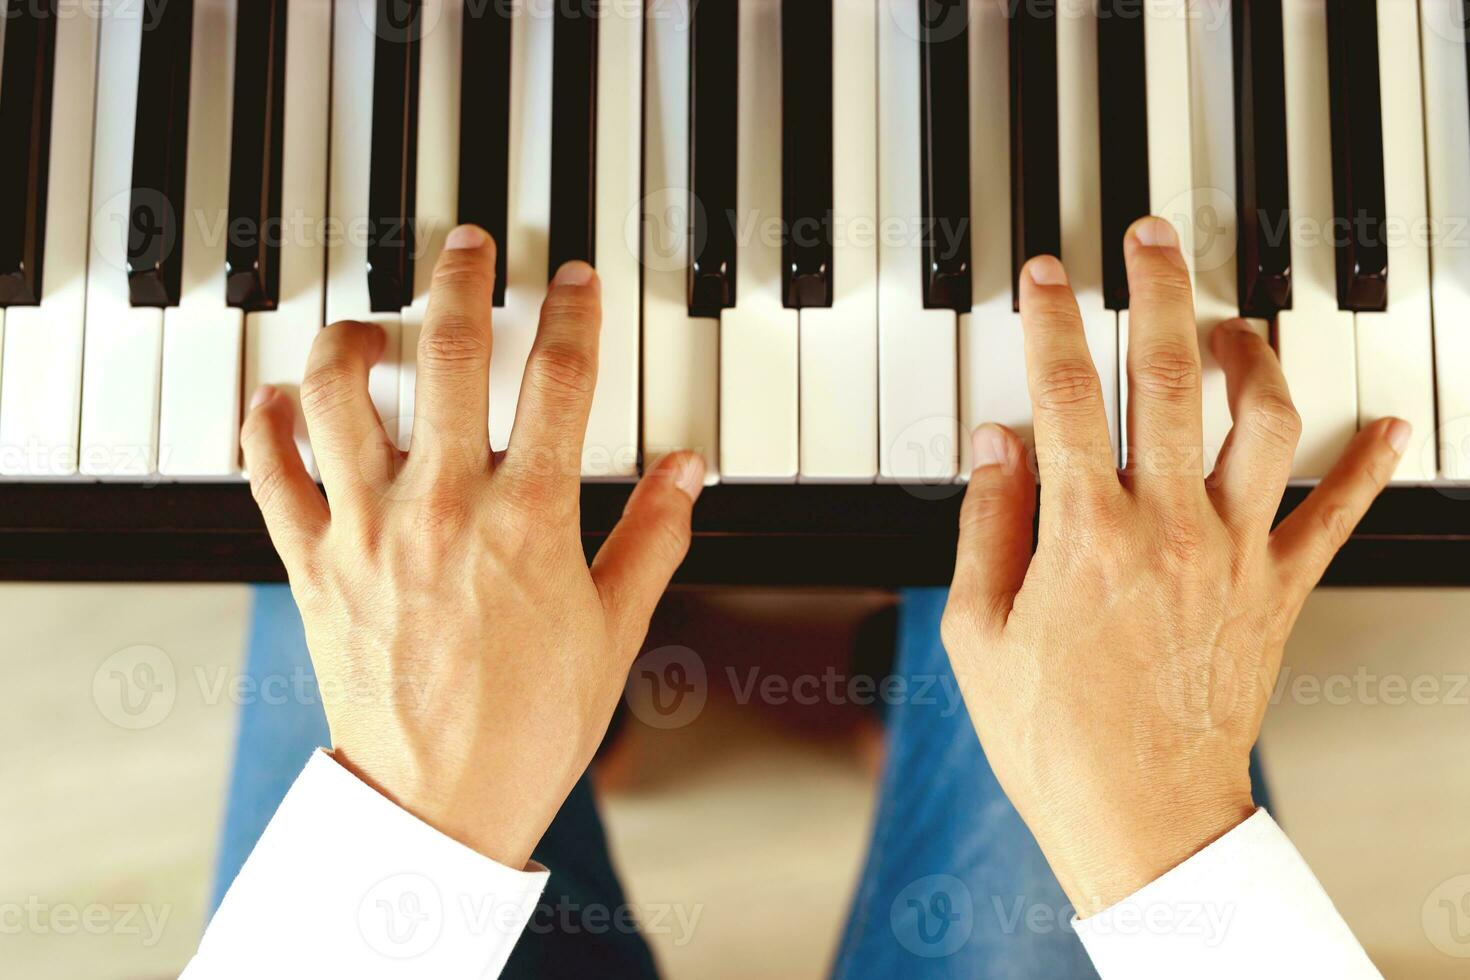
[781,0,833,309]
[458,0,513,307]
[1232,0,1292,318]
[1324,0,1388,313]
[366,0,422,314]
[127,0,194,308]
[0,0,58,308]
[1096,0,1149,311]
[688,0,738,316]
[1008,0,1060,312]
[920,0,972,312]
[225,0,288,312]
[547,2,598,277]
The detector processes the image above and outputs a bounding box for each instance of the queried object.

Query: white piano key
[1057,0,1120,465]
[583,0,641,479]
[327,0,401,444]
[158,0,245,479]
[398,0,462,453]
[719,0,798,480]
[491,0,553,453]
[1279,0,1358,479]
[79,2,164,479]
[242,0,332,479]
[1186,0,1268,474]
[960,0,1028,473]
[0,14,99,477]
[798,0,878,482]
[876,0,957,481]
[1356,0,1436,480]
[641,0,719,481]
[1421,0,1470,480]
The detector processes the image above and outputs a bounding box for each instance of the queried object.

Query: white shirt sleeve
[1073,809,1381,978]
[182,749,549,980]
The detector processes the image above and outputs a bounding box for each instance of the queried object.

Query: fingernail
[552,260,596,287]
[1132,216,1179,249]
[1385,418,1411,456]
[444,224,488,250]
[1026,255,1068,286]
[249,385,275,411]
[668,453,706,502]
[971,424,1010,469]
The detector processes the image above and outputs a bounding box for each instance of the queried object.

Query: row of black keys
[925,0,1427,318]
[0,0,1464,315]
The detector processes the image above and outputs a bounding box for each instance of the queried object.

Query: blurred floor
[0,585,1466,978]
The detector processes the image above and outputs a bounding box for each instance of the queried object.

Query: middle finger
[1122,216,1205,497]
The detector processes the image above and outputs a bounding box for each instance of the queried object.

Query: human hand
[240,226,704,870]
[942,217,1407,915]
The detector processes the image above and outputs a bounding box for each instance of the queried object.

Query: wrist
[330,748,546,871]
[1048,795,1257,917]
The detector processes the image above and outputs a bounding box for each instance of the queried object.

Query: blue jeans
[214,586,1269,978]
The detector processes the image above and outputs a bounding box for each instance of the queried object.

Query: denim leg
[211,586,657,978]
[209,585,330,913]
[832,588,1097,980]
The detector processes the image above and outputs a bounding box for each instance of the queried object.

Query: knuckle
[431,257,492,293]
[418,490,471,540]
[499,473,573,527]
[419,315,490,367]
[1134,265,1194,305]
[541,288,600,326]
[644,513,692,567]
[299,360,359,417]
[1366,447,1399,488]
[530,341,598,398]
[1033,359,1103,413]
[249,460,291,514]
[1132,343,1201,397]
[959,480,1010,534]
[1245,392,1302,451]
[239,404,273,452]
[1156,512,1207,567]
[1316,503,1356,553]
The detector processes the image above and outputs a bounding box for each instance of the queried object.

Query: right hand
[939,217,1406,914]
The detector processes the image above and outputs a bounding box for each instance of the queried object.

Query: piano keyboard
[0,0,1467,489]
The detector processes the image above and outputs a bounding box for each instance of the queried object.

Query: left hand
[240,225,705,870]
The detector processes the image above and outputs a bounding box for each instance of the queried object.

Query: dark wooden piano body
[0,484,1464,586]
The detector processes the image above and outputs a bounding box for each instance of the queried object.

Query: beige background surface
[0,585,1465,978]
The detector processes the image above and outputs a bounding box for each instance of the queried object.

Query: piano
[0,0,1466,586]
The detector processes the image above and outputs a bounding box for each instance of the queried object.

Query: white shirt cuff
[1072,809,1380,978]
[183,749,549,979]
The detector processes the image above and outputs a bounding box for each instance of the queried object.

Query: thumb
[591,452,705,653]
[951,425,1036,633]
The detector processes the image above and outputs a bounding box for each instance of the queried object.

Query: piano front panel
[0,0,1466,585]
